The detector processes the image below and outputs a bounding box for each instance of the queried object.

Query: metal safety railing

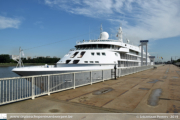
[0,65,153,105]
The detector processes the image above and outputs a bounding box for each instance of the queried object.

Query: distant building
[46,56,51,58]
[9,55,19,60]
[53,56,57,58]
[26,56,31,60]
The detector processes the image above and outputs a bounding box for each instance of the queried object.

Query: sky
[0,0,180,62]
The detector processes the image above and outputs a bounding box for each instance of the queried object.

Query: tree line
[0,54,60,63]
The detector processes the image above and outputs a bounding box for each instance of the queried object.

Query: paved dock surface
[0,65,180,113]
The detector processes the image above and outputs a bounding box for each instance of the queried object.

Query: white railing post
[118,69,120,77]
[74,73,75,89]
[48,75,50,95]
[102,70,104,82]
[91,71,92,85]
[32,77,35,100]
[0,80,2,105]
[121,68,122,76]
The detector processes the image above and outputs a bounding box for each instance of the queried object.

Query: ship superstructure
[12,25,152,76]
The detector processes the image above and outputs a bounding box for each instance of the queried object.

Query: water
[148,88,162,106]
[0,66,20,78]
[0,66,45,104]
[172,76,178,79]
[139,88,150,90]
[147,79,163,83]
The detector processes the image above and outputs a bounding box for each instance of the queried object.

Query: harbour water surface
[0,66,20,78]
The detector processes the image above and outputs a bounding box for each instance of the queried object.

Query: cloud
[34,21,42,25]
[0,16,21,29]
[44,0,180,44]
[34,21,44,29]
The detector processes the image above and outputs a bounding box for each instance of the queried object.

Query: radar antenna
[126,39,130,43]
[100,23,103,33]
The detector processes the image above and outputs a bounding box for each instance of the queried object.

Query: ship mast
[117,26,123,42]
[17,47,24,68]
[100,24,103,39]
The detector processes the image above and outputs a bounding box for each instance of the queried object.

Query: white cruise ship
[12,25,153,76]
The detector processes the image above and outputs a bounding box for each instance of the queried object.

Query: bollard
[114,65,117,79]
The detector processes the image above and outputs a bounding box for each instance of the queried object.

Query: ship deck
[1,64,180,113]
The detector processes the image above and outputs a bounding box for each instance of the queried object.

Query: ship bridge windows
[71,52,79,58]
[73,60,80,64]
[66,60,71,64]
[78,51,85,58]
[75,44,117,50]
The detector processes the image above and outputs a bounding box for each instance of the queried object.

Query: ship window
[73,60,80,64]
[92,45,96,49]
[90,61,93,63]
[91,52,94,56]
[102,52,106,56]
[97,52,100,56]
[115,53,118,56]
[84,61,88,63]
[78,51,85,58]
[66,60,71,64]
[71,52,79,58]
[95,61,99,63]
[98,44,102,49]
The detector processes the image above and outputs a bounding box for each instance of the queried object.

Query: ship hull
[12,65,114,77]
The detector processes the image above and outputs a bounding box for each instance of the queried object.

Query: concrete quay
[0,65,180,113]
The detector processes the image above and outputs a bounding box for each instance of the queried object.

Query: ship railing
[73,47,120,51]
[69,48,76,51]
[0,65,154,105]
[19,65,56,69]
[76,39,120,44]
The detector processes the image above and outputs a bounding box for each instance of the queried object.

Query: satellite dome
[100,32,109,40]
